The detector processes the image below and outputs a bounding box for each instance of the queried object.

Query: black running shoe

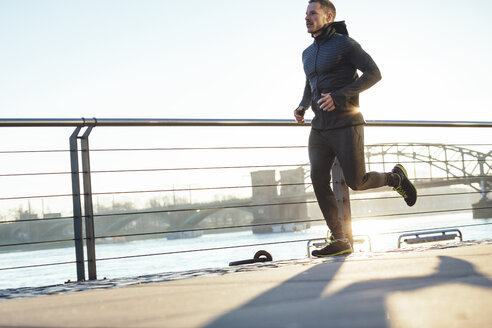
[392,164,417,207]
[311,239,353,257]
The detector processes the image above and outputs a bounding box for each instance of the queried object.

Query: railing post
[80,127,97,280]
[332,158,353,246]
[69,127,85,282]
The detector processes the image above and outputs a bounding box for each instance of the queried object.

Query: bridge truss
[365,143,492,197]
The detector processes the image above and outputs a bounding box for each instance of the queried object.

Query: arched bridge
[365,143,491,196]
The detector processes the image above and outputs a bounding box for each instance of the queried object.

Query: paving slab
[1,242,491,328]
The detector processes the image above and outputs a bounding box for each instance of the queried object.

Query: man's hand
[318,93,335,111]
[294,106,306,124]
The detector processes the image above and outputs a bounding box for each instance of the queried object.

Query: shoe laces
[392,174,408,198]
[393,185,408,198]
[326,235,348,245]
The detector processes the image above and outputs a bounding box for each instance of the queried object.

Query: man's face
[305,2,331,35]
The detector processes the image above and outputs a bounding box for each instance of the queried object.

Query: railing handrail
[0,118,491,128]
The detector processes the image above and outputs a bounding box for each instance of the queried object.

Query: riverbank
[1,240,491,327]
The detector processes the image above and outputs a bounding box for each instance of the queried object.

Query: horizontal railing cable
[0,193,73,201]
[90,145,308,152]
[0,215,74,224]
[352,206,492,220]
[0,238,75,248]
[93,200,319,218]
[350,190,485,201]
[2,160,489,178]
[91,183,311,196]
[95,238,315,263]
[0,260,77,272]
[0,149,70,154]
[0,171,72,178]
[90,163,309,174]
[237,204,490,224]
[0,163,310,178]
[413,176,491,181]
[90,186,484,199]
[366,160,491,165]
[366,142,492,147]
[0,180,485,203]
[2,143,489,155]
[0,181,307,202]
[0,145,305,155]
[0,182,311,201]
[94,218,323,240]
[86,143,492,152]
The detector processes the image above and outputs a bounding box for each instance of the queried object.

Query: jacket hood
[314,21,349,41]
[329,21,348,35]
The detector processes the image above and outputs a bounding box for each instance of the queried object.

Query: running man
[294,0,417,257]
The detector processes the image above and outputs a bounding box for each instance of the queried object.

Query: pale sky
[1,0,491,217]
[1,0,491,122]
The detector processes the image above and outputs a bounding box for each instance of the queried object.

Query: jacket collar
[314,21,349,43]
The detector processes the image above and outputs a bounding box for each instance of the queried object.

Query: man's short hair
[308,0,336,19]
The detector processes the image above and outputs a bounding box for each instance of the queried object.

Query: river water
[1,212,491,291]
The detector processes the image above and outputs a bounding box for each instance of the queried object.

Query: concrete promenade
[1,241,491,328]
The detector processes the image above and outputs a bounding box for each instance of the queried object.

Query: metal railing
[1,118,491,127]
[1,118,491,284]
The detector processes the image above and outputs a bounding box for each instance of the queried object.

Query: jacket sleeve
[330,38,381,105]
[299,78,312,109]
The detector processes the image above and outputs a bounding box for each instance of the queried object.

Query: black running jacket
[299,21,381,130]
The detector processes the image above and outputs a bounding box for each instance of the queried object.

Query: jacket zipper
[314,41,320,106]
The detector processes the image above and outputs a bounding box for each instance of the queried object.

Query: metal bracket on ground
[397,229,463,248]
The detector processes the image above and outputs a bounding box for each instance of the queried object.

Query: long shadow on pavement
[204,256,492,328]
